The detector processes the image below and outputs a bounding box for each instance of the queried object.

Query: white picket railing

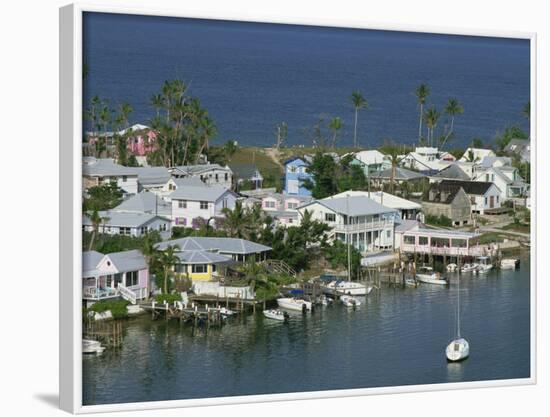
[118,285,137,304]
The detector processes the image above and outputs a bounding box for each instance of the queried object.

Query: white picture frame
[59,3,537,413]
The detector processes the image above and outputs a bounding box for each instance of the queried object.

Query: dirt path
[264,147,284,169]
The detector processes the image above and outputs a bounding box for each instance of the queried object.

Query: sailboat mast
[347,194,351,281]
[457,274,461,338]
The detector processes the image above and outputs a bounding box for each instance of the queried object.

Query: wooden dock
[140,300,241,327]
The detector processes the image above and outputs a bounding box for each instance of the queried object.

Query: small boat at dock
[446,274,470,362]
[263,309,289,321]
[446,263,458,272]
[321,280,370,296]
[475,256,493,274]
[500,258,519,270]
[83,339,105,354]
[416,267,448,285]
[340,295,361,307]
[460,263,478,273]
[277,297,312,312]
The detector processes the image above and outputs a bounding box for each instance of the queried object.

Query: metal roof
[168,184,234,202]
[83,210,170,228]
[370,167,426,180]
[82,158,138,177]
[113,191,172,216]
[300,195,397,217]
[156,237,271,254]
[104,249,147,272]
[175,250,234,265]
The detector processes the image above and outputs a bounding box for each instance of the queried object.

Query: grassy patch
[478,232,506,245]
[500,223,531,234]
[90,299,130,319]
[154,293,182,304]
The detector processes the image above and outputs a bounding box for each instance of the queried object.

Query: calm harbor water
[83,255,531,405]
[83,13,530,148]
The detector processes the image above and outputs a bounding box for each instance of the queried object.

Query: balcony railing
[333,220,394,233]
[400,244,491,257]
[82,286,118,300]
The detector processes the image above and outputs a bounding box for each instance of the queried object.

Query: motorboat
[340,295,361,307]
[404,277,418,287]
[263,309,289,321]
[82,339,105,354]
[277,297,312,312]
[219,307,235,318]
[446,275,470,362]
[319,294,333,306]
[476,256,493,274]
[460,263,478,273]
[500,258,519,270]
[416,271,448,285]
[446,263,458,272]
[321,280,370,296]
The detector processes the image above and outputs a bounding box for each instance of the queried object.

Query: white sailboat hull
[321,281,369,296]
[446,338,470,362]
[340,295,361,307]
[263,309,288,321]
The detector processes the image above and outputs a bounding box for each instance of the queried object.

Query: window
[485,174,490,182]
[175,217,186,226]
[159,223,167,231]
[404,235,416,245]
[287,202,298,209]
[289,165,297,173]
[497,196,500,203]
[125,271,139,287]
[288,218,293,224]
[222,199,228,209]
[215,174,219,182]
[200,201,208,210]
[470,196,475,204]
[168,183,175,191]
[119,227,131,235]
[224,173,228,181]
[140,226,148,235]
[122,175,127,182]
[178,200,187,209]
[386,230,391,238]
[192,264,207,274]
[287,179,299,194]
[265,200,276,208]
[175,264,186,273]
[325,213,336,222]
[451,239,467,248]
[484,197,488,205]
[419,236,429,245]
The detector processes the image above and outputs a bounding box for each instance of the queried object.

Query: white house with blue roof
[297,194,397,253]
[283,156,312,196]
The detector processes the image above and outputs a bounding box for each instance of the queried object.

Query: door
[490,196,494,208]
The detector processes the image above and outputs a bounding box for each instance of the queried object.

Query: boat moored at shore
[277,297,312,312]
[263,309,289,321]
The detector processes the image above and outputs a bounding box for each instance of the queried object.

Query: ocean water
[83,13,530,149]
[83,259,531,405]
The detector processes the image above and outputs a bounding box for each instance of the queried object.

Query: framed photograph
[60,3,536,413]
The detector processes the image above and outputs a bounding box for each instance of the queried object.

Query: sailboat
[446,274,470,362]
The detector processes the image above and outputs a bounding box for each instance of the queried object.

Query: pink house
[82,249,149,306]
[126,127,158,156]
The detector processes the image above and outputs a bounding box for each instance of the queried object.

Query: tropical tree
[351,91,368,148]
[221,200,247,238]
[415,84,430,143]
[142,235,161,299]
[303,152,339,198]
[385,145,404,194]
[275,122,288,150]
[423,107,440,147]
[87,209,102,251]
[158,245,180,294]
[195,116,217,163]
[150,94,164,118]
[329,117,343,148]
[440,98,464,150]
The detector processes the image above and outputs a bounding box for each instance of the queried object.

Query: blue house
[283,157,312,196]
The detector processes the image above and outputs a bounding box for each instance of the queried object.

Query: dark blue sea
[83,13,530,149]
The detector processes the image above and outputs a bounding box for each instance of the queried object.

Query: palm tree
[415,84,430,143]
[195,117,217,164]
[221,200,247,238]
[151,94,164,118]
[440,98,464,150]
[386,146,403,194]
[158,245,180,295]
[351,92,368,148]
[423,107,440,147]
[142,236,160,299]
[87,209,102,251]
[329,117,343,148]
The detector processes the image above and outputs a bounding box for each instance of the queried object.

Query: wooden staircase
[264,259,297,277]
[118,285,137,305]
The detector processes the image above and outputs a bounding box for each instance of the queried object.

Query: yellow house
[156,237,272,282]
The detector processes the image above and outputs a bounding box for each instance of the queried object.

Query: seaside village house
[473,165,528,202]
[350,150,392,178]
[169,184,238,228]
[283,156,313,196]
[458,147,496,163]
[83,210,171,238]
[82,249,149,307]
[330,190,422,221]
[229,163,264,190]
[504,139,530,163]
[369,167,426,188]
[169,163,233,189]
[394,220,488,259]
[297,194,397,254]
[400,147,451,175]
[437,180,502,215]
[112,191,172,219]
[260,192,313,227]
[129,166,171,194]
[82,157,139,195]
[422,183,472,226]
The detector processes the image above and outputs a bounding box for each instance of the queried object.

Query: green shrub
[90,299,130,319]
[154,293,182,304]
[425,214,453,227]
